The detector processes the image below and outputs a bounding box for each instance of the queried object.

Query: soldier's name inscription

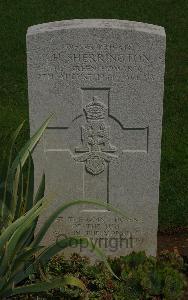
[33,41,157,83]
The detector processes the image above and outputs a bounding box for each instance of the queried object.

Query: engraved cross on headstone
[45,92,148,205]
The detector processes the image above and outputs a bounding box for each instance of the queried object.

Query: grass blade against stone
[9,276,85,297]
[34,173,45,204]
[0,197,48,277]
[8,115,53,220]
[0,192,53,253]
[24,153,34,212]
[14,158,24,220]
[0,121,24,226]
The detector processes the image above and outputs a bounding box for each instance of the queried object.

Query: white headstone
[27,19,166,257]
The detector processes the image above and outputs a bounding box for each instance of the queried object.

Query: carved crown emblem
[84,96,106,120]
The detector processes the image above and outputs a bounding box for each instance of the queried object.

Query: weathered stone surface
[27,19,166,257]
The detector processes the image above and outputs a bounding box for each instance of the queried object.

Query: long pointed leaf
[10,275,85,296]
[11,246,44,276]
[10,114,53,176]
[24,153,34,212]
[0,122,25,224]
[34,173,45,204]
[0,193,53,252]
[14,158,24,220]
[11,220,36,256]
[8,115,53,218]
[0,193,54,276]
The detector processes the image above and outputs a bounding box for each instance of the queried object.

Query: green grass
[0,0,187,229]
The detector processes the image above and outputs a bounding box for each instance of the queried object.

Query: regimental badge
[74,96,118,175]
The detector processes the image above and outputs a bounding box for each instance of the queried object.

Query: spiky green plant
[0,116,123,298]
